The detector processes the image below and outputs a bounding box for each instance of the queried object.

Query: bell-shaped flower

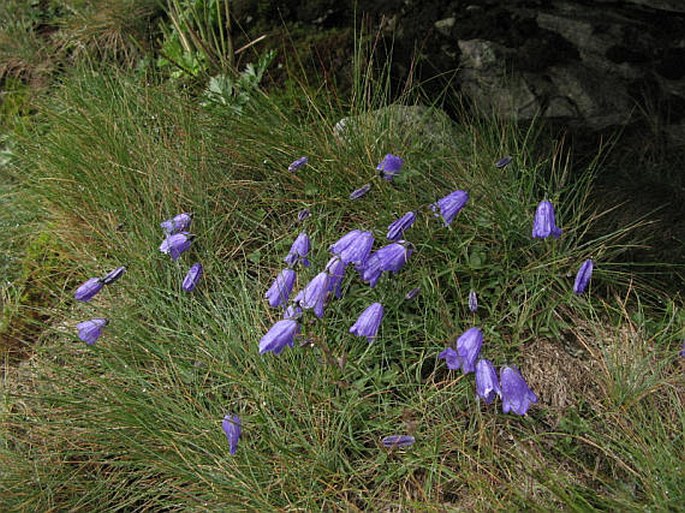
[468,290,478,313]
[325,256,346,299]
[182,262,203,292]
[500,365,538,415]
[74,277,104,302]
[376,153,403,180]
[259,319,300,355]
[159,232,194,260]
[330,230,374,266]
[265,268,296,307]
[430,190,469,227]
[360,241,412,288]
[349,183,372,200]
[349,302,384,343]
[288,156,308,172]
[495,155,513,168]
[475,359,501,404]
[532,200,562,239]
[161,212,192,235]
[76,318,108,345]
[387,211,416,241]
[222,414,241,455]
[381,435,415,448]
[294,271,329,318]
[285,232,311,268]
[102,266,126,285]
[439,327,483,374]
[573,259,594,294]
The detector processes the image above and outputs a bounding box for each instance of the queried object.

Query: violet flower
[74,277,104,302]
[159,232,194,260]
[285,232,311,268]
[325,256,346,299]
[349,302,384,343]
[288,156,308,172]
[468,290,478,313]
[182,262,203,292]
[283,304,303,320]
[330,230,374,266]
[376,154,403,180]
[102,266,126,285]
[360,241,412,288]
[495,155,513,168]
[475,359,501,404]
[259,319,300,355]
[573,259,594,294]
[381,435,415,448]
[265,268,296,307]
[500,366,538,415]
[430,190,469,227]
[76,318,108,345]
[294,271,329,318]
[438,327,483,374]
[532,200,562,239]
[349,183,372,200]
[161,212,192,235]
[222,414,241,455]
[386,212,416,241]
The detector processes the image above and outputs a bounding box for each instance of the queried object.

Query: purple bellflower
[349,183,372,200]
[76,318,108,345]
[74,277,104,302]
[532,200,562,239]
[439,327,483,374]
[405,287,421,300]
[468,290,478,313]
[430,190,469,227]
[325,256,346,299]
[265,268,296,307]
[102,266,126,285]
[500,366,538,415]
[349,302,384,343]
[475,359,502,404]
[360,241,412,288]
[297,209,311,222]
[387,212,416,241]
[182,262,203,292]
[161,212,192,235]
[283,304,303,320]
[222,414,241,455]
[573,259,594,294]
[159,232,194,260]
[294,271,329,318]
[285,232,311,268]
[288,156,308,172]
[330,230,374,266]
[259,319,300,355]
[381,435,415,448]
[377,153,404,180]
[495,155,513,168]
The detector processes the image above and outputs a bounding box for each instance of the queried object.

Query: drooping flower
[349,183,372,200]
[259,319,300,355]
[161,212,192,235]
[386,211,416,241]
[294,271,329,318]
[76,318,108,345]
[475,359,501,404]
[405,287,421,300]
[500,365,538,416]
[349,302,384,343]
[74,277,104,302]
[430,190,469,227]
[532,200,562,239]
[288,156,308,172]
[468,290,478,313]
[360,242,412,288]
[159,232,194,260]
[573,259,594,294]
[182,262,203,292]
[439,327,483,374]
[330,230,374,266]
[265,268,296,307]
[222,414,241,455]
[325,256,346,299]
[102,266,126,285]
[495,155,513,168]
[376,153,404,180]
[297,209,311,222]
[381,435,415,448]
[285,232,311,268]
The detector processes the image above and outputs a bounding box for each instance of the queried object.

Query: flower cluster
[73,265,127,344]
[159,212,204,292]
